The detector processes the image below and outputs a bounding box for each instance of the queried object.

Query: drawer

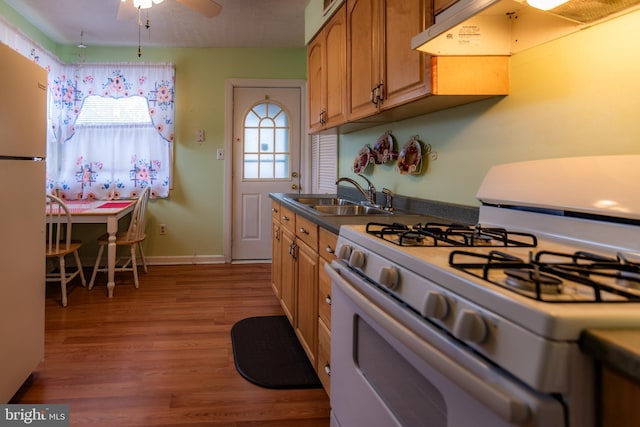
[318,258,332,329]
[295,214,318,251]
[279,205,296,234]
[318,228,338,262]
[318,317,331,396]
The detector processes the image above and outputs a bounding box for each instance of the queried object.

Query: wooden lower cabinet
[279,227,296,324]
[601,366,640,426]
[271,220,282,299]
[270,206,337,397]
[317,228,337,395]
[318,317,332,394]
[295,239,319,367]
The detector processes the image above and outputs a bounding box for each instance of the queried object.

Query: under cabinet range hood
[412,0,640,55]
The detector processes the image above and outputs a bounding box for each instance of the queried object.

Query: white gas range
[327,155,640,427]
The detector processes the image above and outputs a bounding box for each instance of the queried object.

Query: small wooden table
[64,200,136,298]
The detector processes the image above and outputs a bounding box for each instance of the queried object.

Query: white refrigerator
[0,42,47,403]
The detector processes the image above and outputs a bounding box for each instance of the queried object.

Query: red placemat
[98,201,132,209]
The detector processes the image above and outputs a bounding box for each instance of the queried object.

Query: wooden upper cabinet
[347,0,432,122]
[346,0,380,121]
[307,38,324,132]
[310,0,508,132]
[307,4,347,133]
[382,0,432,109]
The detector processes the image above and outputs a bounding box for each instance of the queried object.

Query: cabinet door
[317,317,332,395]
[346,0,381,121]
[382,0,432,109]
[318,258,332,329]
[271,220,282,298]
[307,36,324,132]
[280,229,296,324]
[296,240,319,367]
[323,5,347,128]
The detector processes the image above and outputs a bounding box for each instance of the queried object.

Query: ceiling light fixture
[527,0,570,10]
[127,0,164,10]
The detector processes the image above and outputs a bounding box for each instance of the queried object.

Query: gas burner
[366,222,538,247]
[504,268,563,294]
[449,249,640,302]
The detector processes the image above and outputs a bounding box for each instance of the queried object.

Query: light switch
[196,129,205,142]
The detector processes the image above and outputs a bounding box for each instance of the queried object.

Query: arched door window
[243,101,290,179]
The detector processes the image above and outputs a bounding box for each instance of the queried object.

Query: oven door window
[354,314,447,427]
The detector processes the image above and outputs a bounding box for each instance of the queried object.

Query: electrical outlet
[159,224,167,235]
[216,149,224,160]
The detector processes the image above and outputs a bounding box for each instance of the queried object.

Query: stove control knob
[422,291,449,320]
[336,244,352,260]
[349,250,366,269]
[453,309,487,343]
[379,267,399,290]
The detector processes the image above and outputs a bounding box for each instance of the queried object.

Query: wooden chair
[45,194,86,307]
[89,186,151,290]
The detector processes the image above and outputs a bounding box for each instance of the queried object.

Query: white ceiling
[5,0,308,48]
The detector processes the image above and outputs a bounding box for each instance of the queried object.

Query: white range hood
[412,0,640,55]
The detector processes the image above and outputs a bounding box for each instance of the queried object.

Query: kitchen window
[47,62,175,200]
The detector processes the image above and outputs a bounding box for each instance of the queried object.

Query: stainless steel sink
[285,195,394,216]
[311,204,392,216]
[293,197,354,206]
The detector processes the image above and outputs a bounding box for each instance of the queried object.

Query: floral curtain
[1,17,174,201]
[48,63,174,200]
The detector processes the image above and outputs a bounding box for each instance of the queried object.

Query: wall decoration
[353,144,374,173]
[372,131,398,164]
[395,136,438,175]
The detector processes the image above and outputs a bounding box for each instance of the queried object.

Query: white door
[232,86,302,261]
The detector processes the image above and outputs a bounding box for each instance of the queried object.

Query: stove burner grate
[449,250,640,302]
[366,222,538,248]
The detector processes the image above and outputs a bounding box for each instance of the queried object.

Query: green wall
[1,1,306,261]
[338,10,640,207]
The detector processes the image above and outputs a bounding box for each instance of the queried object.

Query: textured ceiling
[5,0,308,48]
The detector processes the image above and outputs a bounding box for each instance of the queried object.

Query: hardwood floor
[14,264,331,426]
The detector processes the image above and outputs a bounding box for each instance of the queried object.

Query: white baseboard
[79,254,227,267]
[144,255,227,265]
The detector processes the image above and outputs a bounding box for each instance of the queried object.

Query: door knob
[291,172,299,178]
[291,184,298,190]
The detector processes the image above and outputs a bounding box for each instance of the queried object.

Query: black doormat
[230,315,321,389]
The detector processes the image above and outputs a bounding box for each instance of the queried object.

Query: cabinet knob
[325,295,332,305]
[299,227,309,235]
[325,245,335,254]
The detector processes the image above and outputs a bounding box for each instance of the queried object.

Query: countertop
[581,329,640,383]
[270,191,479,235]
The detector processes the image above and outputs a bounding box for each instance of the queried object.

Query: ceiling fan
[117,0,223,20]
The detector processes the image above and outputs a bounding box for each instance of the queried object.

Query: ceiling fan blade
[117,0,138,20]
[176,0,223,18]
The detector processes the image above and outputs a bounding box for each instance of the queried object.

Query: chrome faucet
[336,174,377,206]
[382,187,393,211]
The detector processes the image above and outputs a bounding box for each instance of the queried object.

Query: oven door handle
[326,263,531,424]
